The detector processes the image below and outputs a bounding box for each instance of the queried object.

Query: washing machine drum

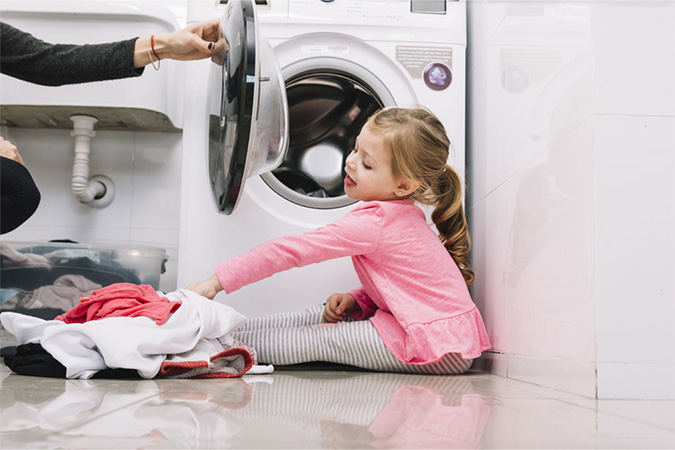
[278,73,382,196]
[208,0,288,214]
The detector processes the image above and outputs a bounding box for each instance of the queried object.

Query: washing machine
[177,0,466,316]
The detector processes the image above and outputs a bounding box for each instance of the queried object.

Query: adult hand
[0,137,23,165]
[323,293,356,323]
[156,18,221,61]
[185,274,223,300]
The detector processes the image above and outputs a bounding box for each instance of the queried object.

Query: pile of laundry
[0,283,272,379]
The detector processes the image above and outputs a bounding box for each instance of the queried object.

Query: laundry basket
[0,240,167,349]
[0,241,166,291]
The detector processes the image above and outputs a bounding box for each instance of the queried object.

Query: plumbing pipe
[70,115,114,207]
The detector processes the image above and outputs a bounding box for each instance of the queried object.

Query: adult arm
[0,18,219,86]
[0,22,142,85]
[133,18,219,66]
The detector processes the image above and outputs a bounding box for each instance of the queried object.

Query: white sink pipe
[69,115,114,208]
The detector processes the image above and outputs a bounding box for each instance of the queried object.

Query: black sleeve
[0,21,144,86]
[1,156,41,234]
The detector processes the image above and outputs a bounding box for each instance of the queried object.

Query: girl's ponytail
[430,165,474,285]
[365,107,474,285]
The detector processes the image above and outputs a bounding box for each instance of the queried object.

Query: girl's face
[344,125,403,202]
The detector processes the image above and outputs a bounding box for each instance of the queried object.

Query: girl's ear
[395,178,420,197]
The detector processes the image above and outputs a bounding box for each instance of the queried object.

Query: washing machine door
[208,0,288,214]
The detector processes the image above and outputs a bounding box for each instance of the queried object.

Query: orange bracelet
[151,35,160,61]
[146,36,159,70]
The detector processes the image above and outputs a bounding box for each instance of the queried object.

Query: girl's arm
[203,203,384,296]
[347,287,378,320]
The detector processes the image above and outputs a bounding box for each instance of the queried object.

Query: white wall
[467,0,674,399]
[591,3,675,400]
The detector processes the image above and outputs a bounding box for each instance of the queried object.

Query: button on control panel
[411,0,449,15]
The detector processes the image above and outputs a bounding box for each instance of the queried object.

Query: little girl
[187,107,491,374]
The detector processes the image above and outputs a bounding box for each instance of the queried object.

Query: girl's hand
[185,274,223,300]
[323,293,357,323]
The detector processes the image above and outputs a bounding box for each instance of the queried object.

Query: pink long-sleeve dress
[215,199,491,364]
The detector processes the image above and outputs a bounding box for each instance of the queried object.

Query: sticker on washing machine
[301,44,349,55]
[396,46,453,91]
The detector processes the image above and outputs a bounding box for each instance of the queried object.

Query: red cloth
[55,283,181,325]
[159,348,254,379]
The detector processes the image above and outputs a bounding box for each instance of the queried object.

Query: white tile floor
[0,364,673,449]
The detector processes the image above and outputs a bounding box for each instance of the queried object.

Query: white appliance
[178,0,467,316]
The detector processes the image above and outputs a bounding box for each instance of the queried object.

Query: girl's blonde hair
[364,107,474,285]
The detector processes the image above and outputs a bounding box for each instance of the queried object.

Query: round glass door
[259,32,416,210]
[261,70,384,209]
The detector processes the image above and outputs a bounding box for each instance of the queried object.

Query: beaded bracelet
[146,36,160,71]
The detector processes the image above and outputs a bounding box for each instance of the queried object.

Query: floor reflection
[0,370,491,449]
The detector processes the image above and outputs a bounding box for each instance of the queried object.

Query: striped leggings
[233,306,472,375]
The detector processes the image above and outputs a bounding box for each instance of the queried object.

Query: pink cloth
[55,283,181,325]
[215,200,491,363]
